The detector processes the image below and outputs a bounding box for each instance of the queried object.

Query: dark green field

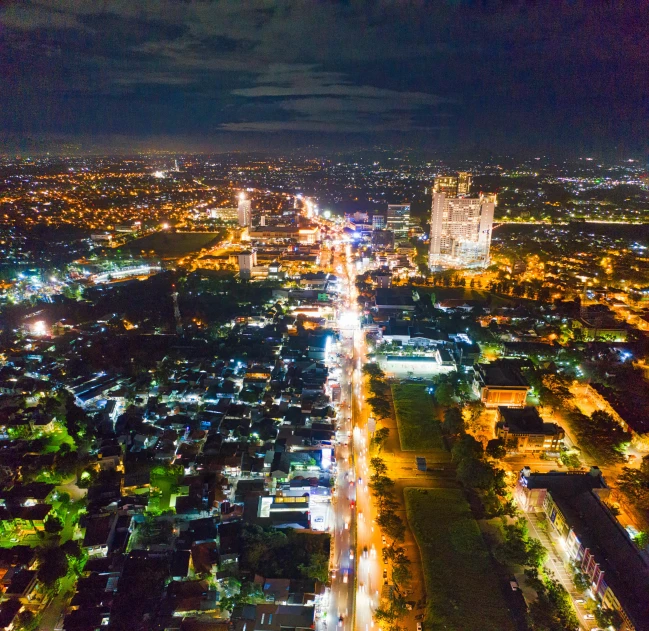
[124,231,224,257]
[405,488,516,631]
[391,383,444,451]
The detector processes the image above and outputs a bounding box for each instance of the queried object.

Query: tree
[370,475,395,499]
[37,546,69,586]
[434,382,455,407]
[299,551,329,583]
[497,520,547,569]
[576,410,631,463]
[618,466,649,510]
[442,407,464,435]
[571,567,590,592]
[486,438,507,460]
[370,457,388,476]
[367,396,391,419]
[362,363,385,379]
[594,607,623,630]
[456,457,498,491]
[371,427,390,451]
[451,434,484,462]
[538,373,572,411]
[560,451,582,469]
[391,562,411,589]
[44,515,64,535]
[376,512,406,543]
[15,610,39,631]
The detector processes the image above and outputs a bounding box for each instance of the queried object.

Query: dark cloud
[0,0,648,153]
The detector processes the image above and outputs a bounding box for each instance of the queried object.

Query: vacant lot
[391,383,444,451]
[125,231,224,257]
[405,488,515,631]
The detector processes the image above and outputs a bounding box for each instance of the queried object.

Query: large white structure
[237,194,252,227]
[428,175,495,270]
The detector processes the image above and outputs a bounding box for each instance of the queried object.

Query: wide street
[327,235,457,631]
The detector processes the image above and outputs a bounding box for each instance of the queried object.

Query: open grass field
[124,231,224,257]
[405,488,516,631]
[391,383,444,451]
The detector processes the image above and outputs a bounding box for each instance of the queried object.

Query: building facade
[429,174,495,270]
[515,468,648,631]
[496,406,564,453]
[238,195,252,227]
[386,204,411,237]
[473,360,530,408]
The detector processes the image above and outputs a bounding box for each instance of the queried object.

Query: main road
[326,240,364,631]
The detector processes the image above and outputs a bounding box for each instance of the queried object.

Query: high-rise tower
[429,174,495,270]
[238,193,252,227]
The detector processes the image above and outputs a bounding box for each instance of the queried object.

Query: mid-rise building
[238,194,252,227]
[386,204,410,237]
[496,406,564,453]
[372,214,386,230]
[515,468,649,631]
[237,250,257,279]
[209,207,238,222]
[248,226,320,244]
[429,174,495,269]
[473,360,530,408]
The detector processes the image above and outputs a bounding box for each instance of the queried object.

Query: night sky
[1,0,648,154]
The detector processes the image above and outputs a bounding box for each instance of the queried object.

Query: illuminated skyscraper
[429,174,495,270]
[238,193,252,227]
[386,204,410,237]
[432,172,472,196]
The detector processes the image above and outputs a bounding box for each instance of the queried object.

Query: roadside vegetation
[368,456,411,630]
[405,487,516,631]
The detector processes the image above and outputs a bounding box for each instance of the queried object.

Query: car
[575,599,585,604]
[406,603,413,611]
[417,623,423,631]
[342,571,349,584]
[331,569,337,579]
[349,550,354,560]
[362,546,369,558]
[338,615,344,627]
[383,569,388,579]
[382,535,387,545]
[584,614,595,620]
[510,580,518,591]
[314,516,324,523]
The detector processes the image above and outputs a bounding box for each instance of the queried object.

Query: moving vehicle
[417,623,423,631]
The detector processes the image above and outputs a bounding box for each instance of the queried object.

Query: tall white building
[238,194,252,227]
[429,175,495,270]
[386,204,411,237]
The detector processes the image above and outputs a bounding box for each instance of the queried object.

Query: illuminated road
[326,240,360,631]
